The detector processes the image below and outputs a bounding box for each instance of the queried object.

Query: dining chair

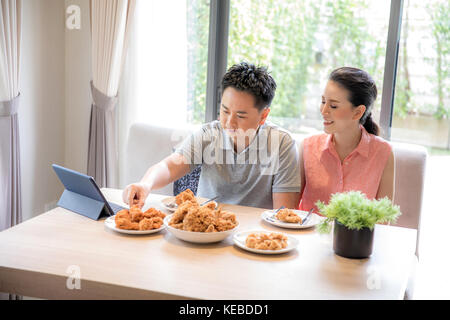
[124,123,195,196]
[390,141,427,300]
[391,141,427,256]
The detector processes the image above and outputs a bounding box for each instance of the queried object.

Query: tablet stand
[57,189,110,220]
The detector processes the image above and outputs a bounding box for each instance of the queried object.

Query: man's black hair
[221,62,277,111]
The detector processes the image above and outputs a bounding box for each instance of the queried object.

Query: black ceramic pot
[333,220,374,259]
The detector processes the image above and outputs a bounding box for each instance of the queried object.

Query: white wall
[64,0,91,175]
[17,0,117,220]
[19,0,66,221]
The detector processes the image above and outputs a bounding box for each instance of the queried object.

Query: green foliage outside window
[427,0,449,119]
[187,0,448,124]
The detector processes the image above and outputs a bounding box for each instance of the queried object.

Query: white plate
[233,230,299,255]
[161,197,218,213]
[163,214,238,243]
[261,209,323,229]
[105,215,166,235]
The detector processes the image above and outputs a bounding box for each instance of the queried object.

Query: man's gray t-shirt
[175,120,300,209]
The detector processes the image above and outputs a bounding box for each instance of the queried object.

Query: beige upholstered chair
[390,141,427,299]
[124,123,194,196]
[391,141,427,256]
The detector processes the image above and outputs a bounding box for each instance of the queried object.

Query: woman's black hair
[329,67,380,136]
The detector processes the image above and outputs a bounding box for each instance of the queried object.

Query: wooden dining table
[0,188,417,300]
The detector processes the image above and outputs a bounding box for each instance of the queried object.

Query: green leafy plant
[315,191,401,234]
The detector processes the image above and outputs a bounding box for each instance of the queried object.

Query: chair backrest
[124,123,194,196]
[391,142,427,229]
[391,141,427,256]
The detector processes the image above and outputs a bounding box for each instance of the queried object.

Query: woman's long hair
[329,67,380,136]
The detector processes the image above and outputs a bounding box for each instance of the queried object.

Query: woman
[298,67,395,213]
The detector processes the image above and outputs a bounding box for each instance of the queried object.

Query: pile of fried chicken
[276,208,302,224]
[168,189,238,232]
[115,205,166,231]
[174,188,196,205]
[245,232,288,250]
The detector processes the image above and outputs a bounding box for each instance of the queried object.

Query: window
[227,0,391,137]
[391,0,450,153]
[124,0,210,127]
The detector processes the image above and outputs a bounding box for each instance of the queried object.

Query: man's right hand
[122,182,152,209]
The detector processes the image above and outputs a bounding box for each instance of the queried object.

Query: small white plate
[261,209,323,229]
[161,197,218,213]
[161,197,178,212]
[105,215,166,235]
[163,215,238,243]
[233,230,299,255]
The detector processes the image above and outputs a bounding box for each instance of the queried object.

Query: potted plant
[316,191,401,259]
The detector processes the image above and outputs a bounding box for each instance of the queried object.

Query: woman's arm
[376,150,395,200]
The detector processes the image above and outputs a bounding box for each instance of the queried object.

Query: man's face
[219,87,270,144]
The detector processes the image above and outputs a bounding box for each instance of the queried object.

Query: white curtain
[0,0,21,232]
[88,0,135,188]
[117,0,191,188]
[0,0,21,301]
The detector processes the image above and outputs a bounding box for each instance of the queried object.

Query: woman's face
[320,80,365,134]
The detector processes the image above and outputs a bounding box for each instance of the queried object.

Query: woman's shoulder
[368,133,393,154]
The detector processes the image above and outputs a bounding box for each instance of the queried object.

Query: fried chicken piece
[220,211,236,223]
[246,235,258,248]
[205,224,217,233]
[139,217,164,230]
[183,206,216,232]
[175,189,196,205]
[150,217,163,229]
[129,205,141,214]
[168,200,238,233]
[269,240,282,250]
[202,201,216,210]
[259,233,270,240]
[169,200,198,225]
[129,205,144,222]
[245,232,288,250]
[144,207,166,219]
[131,211,144,222]
[276,208,302,224]
[115,218,139,230]
[170,222,184,230]
[270,232,288,241]
[115,209,130,222]
[255,241,271,250]
[215,218,237,232]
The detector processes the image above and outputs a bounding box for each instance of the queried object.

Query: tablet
[52,164,125,220]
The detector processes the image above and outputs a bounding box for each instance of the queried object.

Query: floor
[412,155,450,299]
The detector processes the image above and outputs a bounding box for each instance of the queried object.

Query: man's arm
[122,153,191,208]
[271,134,301,209]
[273,192,300,209]
[140,153,191,190]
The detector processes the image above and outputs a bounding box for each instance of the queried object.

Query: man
[123,62,300,209]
